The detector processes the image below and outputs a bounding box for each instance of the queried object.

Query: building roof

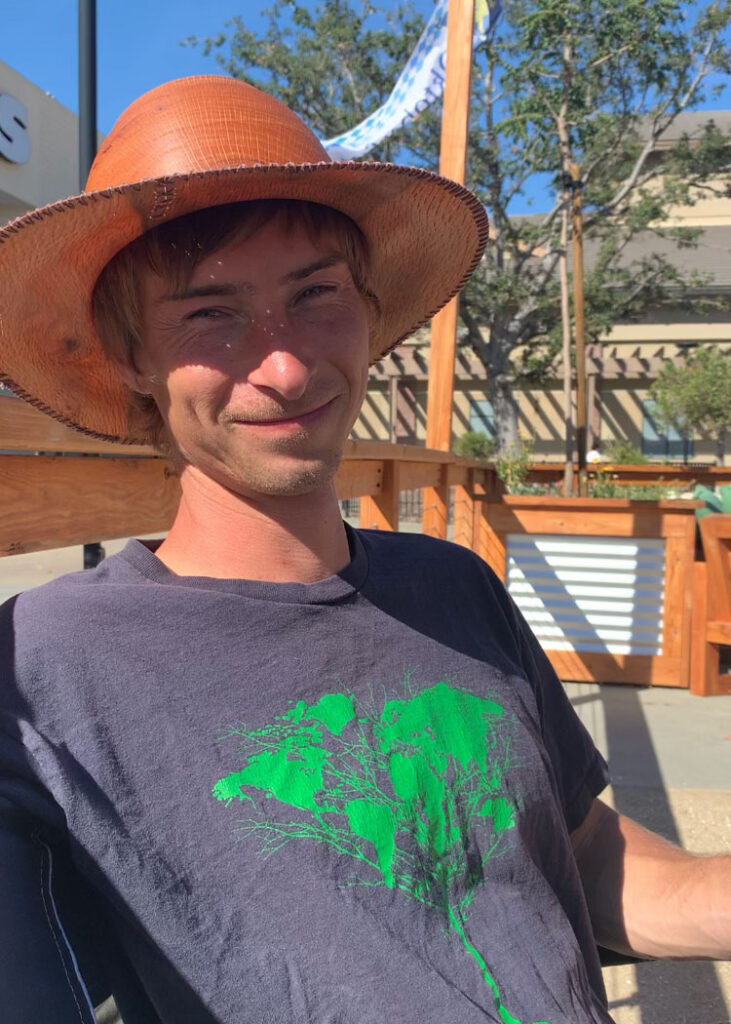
[644,110,731,148]
[578,224,731,290]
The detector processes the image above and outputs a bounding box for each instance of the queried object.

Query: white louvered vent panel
[506,535,666,656]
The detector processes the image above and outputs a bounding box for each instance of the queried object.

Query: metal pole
[78,0,97,186]
[570,163,588,498]
[79,0,104,569]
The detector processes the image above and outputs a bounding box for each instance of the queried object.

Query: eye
[297,283,336,302]
[185,307,229,322]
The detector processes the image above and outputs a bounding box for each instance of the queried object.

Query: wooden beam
[422,469,450,541]
[423,0,475,539]
[0,396,154,456]
[334,459,383,500]
[359,460,401,531]
[399,461,443,491]
[571,163,588,496]
[0,455,179,555]
[452,469,475,550]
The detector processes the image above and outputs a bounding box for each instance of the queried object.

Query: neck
[153,467,351,582]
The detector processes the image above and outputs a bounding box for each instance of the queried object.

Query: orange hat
[0,75,487,443]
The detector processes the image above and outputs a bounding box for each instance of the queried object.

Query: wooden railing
[528,462,731,489]
[2,394,729,693]
[0,396,498,557]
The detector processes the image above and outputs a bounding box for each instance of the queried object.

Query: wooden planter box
[478,496,700,689]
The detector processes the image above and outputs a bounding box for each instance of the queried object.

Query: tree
[185,0,440,163]
[212,680,536,1024]
[188,0,731,451]
[649,346,731,464]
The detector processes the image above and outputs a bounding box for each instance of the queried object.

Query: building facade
[355,115,731,465]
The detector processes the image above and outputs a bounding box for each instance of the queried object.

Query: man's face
[135,217,371,500]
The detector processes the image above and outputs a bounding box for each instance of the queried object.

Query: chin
[224,452,342,500]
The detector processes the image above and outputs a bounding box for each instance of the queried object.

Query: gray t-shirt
[0,527,611,1024]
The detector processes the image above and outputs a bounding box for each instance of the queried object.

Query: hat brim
[0,161,487,443]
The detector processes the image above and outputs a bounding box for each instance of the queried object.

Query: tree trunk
[486,368,519,453]
[716,427,727,467]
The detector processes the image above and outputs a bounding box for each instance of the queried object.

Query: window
[642,399,693,460]
[469,398,495,436]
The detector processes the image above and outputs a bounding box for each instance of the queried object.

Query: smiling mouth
[230,398,336,428]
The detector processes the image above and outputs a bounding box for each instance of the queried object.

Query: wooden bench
[691,514,731,696]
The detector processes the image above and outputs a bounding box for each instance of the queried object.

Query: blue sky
[3,0,729,214]
[2,0,436,132]
[9,1,725,132]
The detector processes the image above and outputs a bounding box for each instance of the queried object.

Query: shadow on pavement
[596,685,729,1024]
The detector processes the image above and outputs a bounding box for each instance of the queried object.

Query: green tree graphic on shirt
[213,680,552,1024]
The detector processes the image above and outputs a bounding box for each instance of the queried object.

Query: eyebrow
[164,255,345,302]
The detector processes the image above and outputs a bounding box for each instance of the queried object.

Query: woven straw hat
[0,75,488,443]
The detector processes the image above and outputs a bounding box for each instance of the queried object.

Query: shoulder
[355,527,518,637]
[356,527,504,588]
[1,545,148,665]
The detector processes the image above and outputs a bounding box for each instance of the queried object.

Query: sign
[0,94,30,164]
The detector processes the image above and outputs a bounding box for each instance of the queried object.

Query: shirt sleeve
[0,594,105,1022]
[0,802,99,1024]
[507,595,611,834]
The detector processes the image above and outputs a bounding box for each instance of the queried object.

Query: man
[0,76,728,1024]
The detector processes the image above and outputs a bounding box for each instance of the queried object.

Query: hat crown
[86,76,331,192]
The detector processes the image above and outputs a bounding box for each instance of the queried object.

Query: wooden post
[388,377,398,444]
[571,163,588,497]
[359,459,401,531]
[559,200,575,496]
[423,0,476,539]
[452,467,475,549]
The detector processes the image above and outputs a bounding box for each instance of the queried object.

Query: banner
[324,0,500,161]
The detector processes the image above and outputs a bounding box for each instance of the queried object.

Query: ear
[112,356,155,397]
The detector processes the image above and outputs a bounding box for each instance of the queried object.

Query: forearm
[572,798,731,960]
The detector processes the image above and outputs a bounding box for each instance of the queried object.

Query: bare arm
[571,797,731,960]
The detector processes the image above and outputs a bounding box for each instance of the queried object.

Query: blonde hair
[92,199,376,446]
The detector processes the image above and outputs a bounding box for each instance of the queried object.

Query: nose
[245,315,315,401]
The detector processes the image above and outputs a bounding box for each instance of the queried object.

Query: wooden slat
[399,461,443,491]
[546,651,685,688]
[446,463,470,488]
[700,515,731,620]
[334,459,382,500]
[0,455,180,555]
[707,620,731,644]
[662,534,685,663]
[692,515,731,696]
[486,497,701,541]
[690,561,712,697]
[0,396,154,456]
[344,439,460,464]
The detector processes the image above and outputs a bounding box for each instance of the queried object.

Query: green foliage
[495,439,534,493]
[603,439,649,465]
[187,0,731,451]
[650,347,731,463]
[589,476,676,501]
[453,431,497,461]
[183,0,439,163]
